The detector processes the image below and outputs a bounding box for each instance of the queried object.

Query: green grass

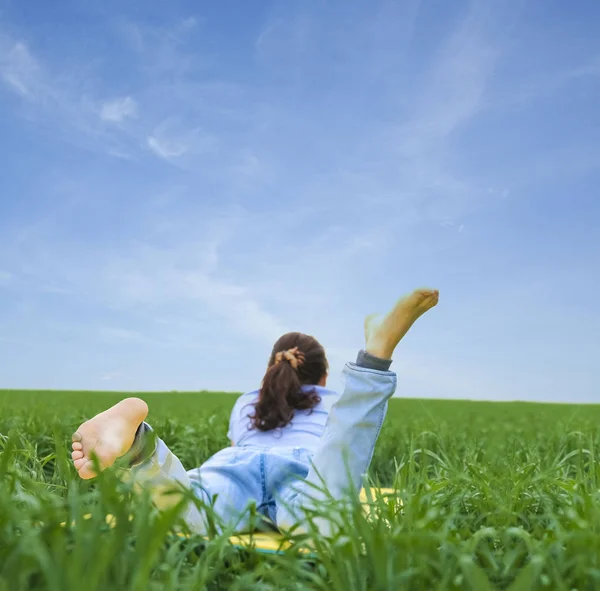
[1,390,600,590]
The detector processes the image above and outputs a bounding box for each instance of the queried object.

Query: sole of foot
[364,288,439,359]
[71,397,149,480]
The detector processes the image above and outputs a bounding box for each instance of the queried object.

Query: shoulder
[231,390,259,417]
[228,390,259,440]
[318,386,340,407]
[311,386,340,399]
[306,386,340,410]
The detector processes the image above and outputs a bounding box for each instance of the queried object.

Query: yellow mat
[228,487,398,553]
[64,487,399,554]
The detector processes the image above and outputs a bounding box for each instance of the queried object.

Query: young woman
[71,288,439,535]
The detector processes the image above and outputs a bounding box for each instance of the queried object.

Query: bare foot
[71,398,148,480]
[364,288,439,359]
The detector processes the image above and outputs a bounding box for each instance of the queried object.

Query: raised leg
[276,288,439,534]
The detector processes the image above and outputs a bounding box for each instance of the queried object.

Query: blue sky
[0,0,598,402]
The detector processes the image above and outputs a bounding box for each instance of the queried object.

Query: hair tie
[274,346,305,370]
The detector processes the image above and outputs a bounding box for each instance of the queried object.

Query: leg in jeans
[71,402,262,535]
[116,430,264,535]
[117,428,212,533]
[276,289,439,535]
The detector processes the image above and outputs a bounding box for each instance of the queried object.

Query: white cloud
[183,273,289,343]
[179,17,198,32]
[389,12,496,163]
[0,39,46,99]
[100,96,138,122]
[146,120,218,162]
[0,31,145,160]
[117,17,210,77]
[147,135,188,159]
[255,23,278,52]
[494,54,600,110]
[97,238,289,345]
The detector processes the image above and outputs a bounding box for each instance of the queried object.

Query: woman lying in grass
[71,288,439,535]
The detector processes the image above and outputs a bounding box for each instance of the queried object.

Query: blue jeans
[117,361,397,535]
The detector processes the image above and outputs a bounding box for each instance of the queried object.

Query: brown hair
[249,332,328,432]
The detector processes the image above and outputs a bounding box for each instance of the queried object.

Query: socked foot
[364,288,439,359]
[71,397,148,480]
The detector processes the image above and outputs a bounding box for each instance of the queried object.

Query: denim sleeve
[355,349,393,372]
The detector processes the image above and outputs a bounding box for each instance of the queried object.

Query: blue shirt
[227,385,340,450]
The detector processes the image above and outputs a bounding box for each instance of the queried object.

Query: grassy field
[1,390,600,590]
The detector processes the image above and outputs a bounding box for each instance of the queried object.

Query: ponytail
[249,333,328,432]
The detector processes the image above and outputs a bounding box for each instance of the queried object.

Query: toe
[72,450,84,461]
[72,442,83,451]
[416,288,439,309]
[78,460,97,480]
[72,432,82,443]
[73,457,88,470]
[416,288,436,299]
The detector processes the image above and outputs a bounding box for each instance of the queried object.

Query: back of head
[250,332,329,432]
